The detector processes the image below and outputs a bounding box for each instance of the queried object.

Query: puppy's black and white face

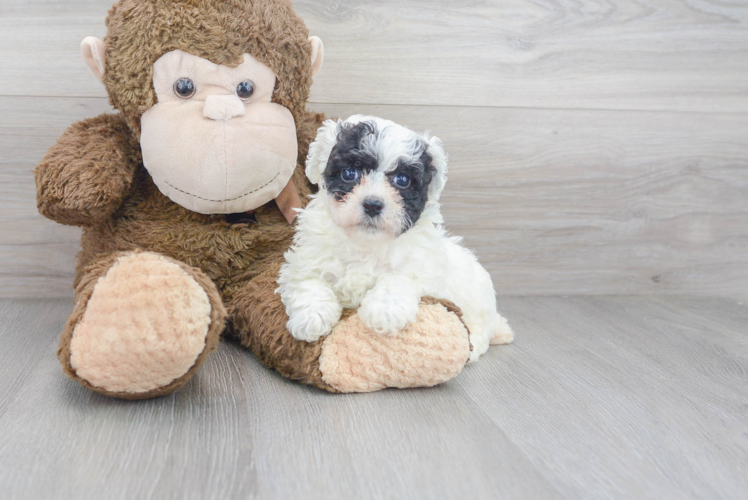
[306,116,447,242]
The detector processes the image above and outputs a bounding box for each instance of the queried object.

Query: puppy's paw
[490,315,515,345]
[358,289,420,336]
[286,299,342,342]
[283,283,343,342]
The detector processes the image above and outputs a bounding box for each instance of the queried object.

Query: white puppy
[277,115,513,362]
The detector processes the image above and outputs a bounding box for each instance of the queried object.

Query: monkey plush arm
[35,113,140,227]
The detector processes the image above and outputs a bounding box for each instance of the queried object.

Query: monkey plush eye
[341,168,359,182]
[236,80,255,100]
[173,78,196,99]
[393,173,411,188]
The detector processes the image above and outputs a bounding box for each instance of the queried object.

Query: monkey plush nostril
[362,197,384,218]
[202,94,247,121]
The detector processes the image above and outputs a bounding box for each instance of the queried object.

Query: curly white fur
[277,116,513,362]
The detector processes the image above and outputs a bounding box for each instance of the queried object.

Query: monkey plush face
[79,0,325,218]
[140,50,297,214]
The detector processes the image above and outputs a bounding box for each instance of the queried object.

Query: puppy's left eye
[341,168,359,182]
[393,173,411,189]
[236,80,255,100]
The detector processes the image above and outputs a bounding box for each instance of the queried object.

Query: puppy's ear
[426,135,448,201]
[306,119,341,186]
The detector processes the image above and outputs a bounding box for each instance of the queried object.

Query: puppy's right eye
[173,78,196,98]
[341,168,359,182]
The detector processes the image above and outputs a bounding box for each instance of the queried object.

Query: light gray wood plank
[0,0,110,99]
[1,0,747,113]
[0,299,560,500]
[0,97,110,298]
[649,295,748,336]
[3,96,746,297]
[458,295,748,499]
[238,359,560,500]
[0,299,69,418]
[1,297,747,499]
[317,103,748,296]
[300,0,748,113]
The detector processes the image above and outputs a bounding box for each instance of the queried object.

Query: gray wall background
[1,0,747,297]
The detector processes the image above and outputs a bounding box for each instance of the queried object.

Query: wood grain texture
[1,0,746,296]
[299,0,748,113]
[0,97,108,298]
[1,0,747,112]
[0,300,68,418]
[3,96,746,297]
[0,299,559,500]
[318,103,748,296]
[0,296,746,499]
[458,295,748,499]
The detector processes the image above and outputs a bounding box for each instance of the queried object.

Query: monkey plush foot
[59,251,226,399]
[232,266,470,393]
[318,298,471,392]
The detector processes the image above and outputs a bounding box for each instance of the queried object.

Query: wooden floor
[0,296,746,500]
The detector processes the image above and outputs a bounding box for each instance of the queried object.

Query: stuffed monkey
[35,0,471,399]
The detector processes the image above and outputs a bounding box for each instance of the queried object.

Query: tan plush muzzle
[140,50,299,215]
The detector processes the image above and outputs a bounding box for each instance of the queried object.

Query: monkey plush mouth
[141,102,297,215]
[162,172,280,204]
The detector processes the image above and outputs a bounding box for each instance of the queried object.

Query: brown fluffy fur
[103,0,315,138]
[228,261,339,392]
[35,114,141,227]
[35,0,469,397]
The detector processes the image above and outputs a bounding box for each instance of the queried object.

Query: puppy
[277,115,513,362]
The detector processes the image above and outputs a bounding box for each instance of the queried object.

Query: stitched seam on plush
[223,120,228,206]
[163,172,280,202]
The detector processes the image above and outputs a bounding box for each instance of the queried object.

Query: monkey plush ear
[309,36,324,79]
[81,36,106,84]
[426,135,448,202]
[306,119,341,185]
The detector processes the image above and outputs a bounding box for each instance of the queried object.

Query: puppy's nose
[363,197,384,218]
[202,95,246,121]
